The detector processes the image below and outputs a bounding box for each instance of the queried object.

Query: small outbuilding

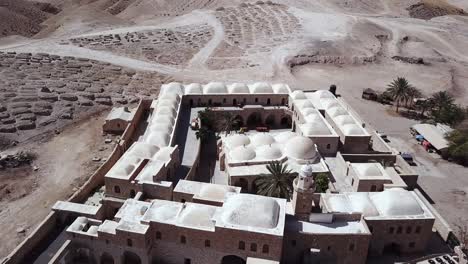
[362,88,378,101]
[103,107,134,134]
[411,123,453,154]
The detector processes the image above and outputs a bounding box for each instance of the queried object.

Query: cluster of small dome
[145,83,183,148]
[182,82,290,95]
[226,132,317,162]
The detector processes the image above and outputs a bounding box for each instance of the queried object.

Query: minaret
[292,164,315,220]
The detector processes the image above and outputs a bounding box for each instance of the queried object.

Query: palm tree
[386,77,413,113]
[254,161,295,201]
[430,91,455,116]
[418,98,434,117]
[217,112,241,135]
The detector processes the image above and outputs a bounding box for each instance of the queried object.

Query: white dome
[203,82,227,94]
[153,147,173,161]
[256,145,283,159]
[355,163,383,177]
[146,131,170,147]
[334,115,355,126]
[342,124,364,135]
[229,146,256,161]
[250,133,275,147]
[159,92,180,102]
[348,193,379,217]
[300,164,314,177]
[301,123,330,135]
[152,114,175,126]
[251,82,273,94]
[305,113,321,122]
[178,204,216,229]
[297,100,314,110]
[229,83,250,94]
[274,131,296,143]
[315,90,335,99]
[322,99,340,109]
[225,134,250,149]
[149,122,173,134]
[284,136,317,160]
[129,143,159,158]
[371,189,424,216]
[185,83,203,94]
[157,99,177,109]
[221,194,280,229]
[155,107,177,119]
[328,106,347,117]
[301,108,316,116]
[291,90,307,100]
[272,83,289,94]
[199,185,235,200]
[161,82,183,95]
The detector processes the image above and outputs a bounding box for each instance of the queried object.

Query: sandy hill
[408,0,467,19]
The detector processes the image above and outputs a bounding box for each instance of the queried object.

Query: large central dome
[283,136,317,160]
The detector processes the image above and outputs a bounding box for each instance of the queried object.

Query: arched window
[233,99,237,105]
[130,190,136,198]
[349,243,355,251]
[415,226,421,234]
[397,226,402,234]
[267,98,271,105]
[114,186,120,194]
[326,144,331,149]
[205,240,211,247]
[208,99,212,106]
[156,231,161,240]
[180,236,186,244]
[281,98,286,105]
[239,241,245,250]
[250,243,257,252]
[223,98,226,103]
[190,99,193,107]
[255,98,258,103]
[127,238,133,247]
[262,244,269,254]
[406,226,412,234]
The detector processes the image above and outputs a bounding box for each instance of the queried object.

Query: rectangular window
[389,227,395,234]
[156,231,161,240]
[250,243,257,252]
[397,226,402,234]
[184,258,191,264]
[291,240,296,247]
[205,240,211,248]
[349,243,355,251]
[409,242,416,248]
[416,226,421,234]
[239,241,245,250]
[180,236,186,244]
[262,245,269,254]
[406,226,412,234]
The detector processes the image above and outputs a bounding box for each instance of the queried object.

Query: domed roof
[334,115,354,126]
[229,83,250,94]
[300,164,314,177]
[161,82,183,95]
[129,143,159,158]
[145,131,170,147]
[221,194,280,229]
[203,82,227,94]
[355,163,383,177]
[152,114,175,126]
[297,100,314,110]
[157,99,178,109]
[185,83,203,94]
[229,146,256,161]
[178,204,216,229]
[371,189,424,216]
[153,147,173,161]
[159,92,180,102]
[225,134,250,149]
[284,136,317,160]
[348,193,379,217]
[301,108,316,116]
[301,123,331,135]
[251,82,273,94]
[322,99,340,109]
[149,122,173,134]
[291,90,307,100]
[315,90,335,99]
[199,185,236,200]
[250,133,275,147]
[274,131,296,143]
[305,113,321,122]
[328,106,347,117]
[342,124,364,135]
[272,83,289,94]
[256,145,283,159]
[155,107,177,119]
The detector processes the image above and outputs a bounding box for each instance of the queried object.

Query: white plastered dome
[284,136,317,160]
[274,131,296,143]
[291,90,307,100]
[342,124,364,135]
[145,131,170,147]
[256,145,283,160]
[251,82,273,94]
[229,83,250,94]
[334,115,355,126]
[315,90,335,99]
[250,133,275,147]
[203,82,227,94]
[328,106,347,117]
[199,185,235,200]
[371,189,424,216]
[225,134,250,149]
[272,83,289,94]
[185,83,203,94]
[301,123,330,135]
[161,82,183,95]
[229,146,256,161]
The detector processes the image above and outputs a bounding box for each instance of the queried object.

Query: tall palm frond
[254,161,295,201]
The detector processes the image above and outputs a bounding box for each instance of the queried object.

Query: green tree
[417,98,434,118]
[433,104,466,126]
[315,173,330,193]
[406,86,423,108]
[386,77,413,112]
[254,161,295,201]
[446,125,468,166]
[430,91,455,116]
[217,112,241,135]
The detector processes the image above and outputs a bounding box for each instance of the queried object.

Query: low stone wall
[1,212,58,264]
[48,240,71,264]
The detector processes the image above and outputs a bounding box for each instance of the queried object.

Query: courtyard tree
[386,77,414,113]
[314,173,330,193]
[217,112,241,135]
[254,161,295,201]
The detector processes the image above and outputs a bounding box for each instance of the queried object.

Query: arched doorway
[100,252,114,264]
[265,115,275,128]
[280,116,292,128]
[221,255,245,264]
[123,251,141,264]
[72,248,94,264]
[233,115,244,129]
[238,178,248,193]
[247,112,262,128]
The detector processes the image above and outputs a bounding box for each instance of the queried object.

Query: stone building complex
[5,82,452,264]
